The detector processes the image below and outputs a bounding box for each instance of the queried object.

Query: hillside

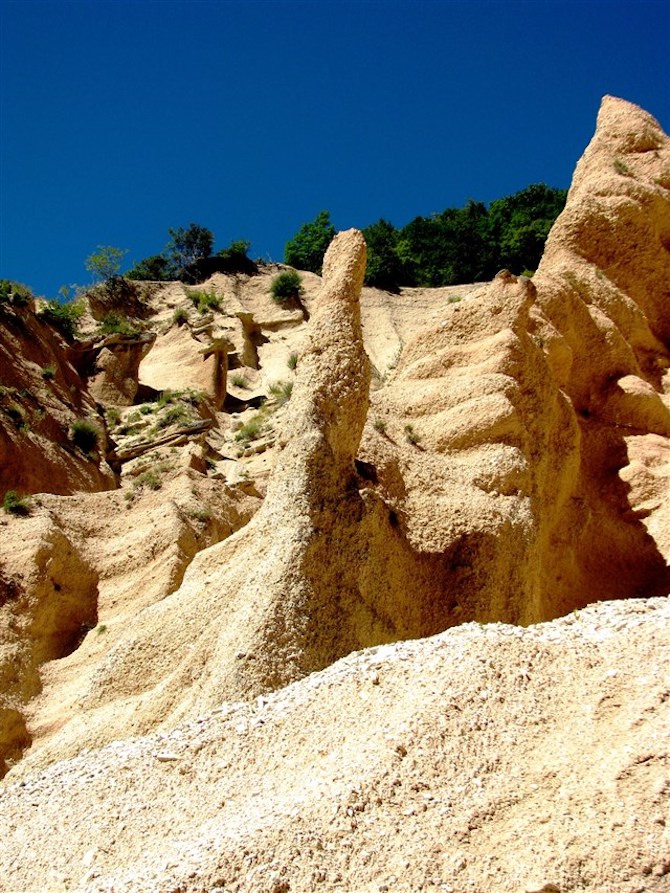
[0,95,669,892]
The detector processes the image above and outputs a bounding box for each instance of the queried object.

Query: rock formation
[359,94,670,624]
[0,473,260,775]
[533,95,670,609]
[0,96,669,892]
[29,230,377,758]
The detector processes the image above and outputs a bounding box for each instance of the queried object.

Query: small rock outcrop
[87,332,156,406]
[139,324,232,409]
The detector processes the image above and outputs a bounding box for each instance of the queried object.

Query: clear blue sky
[1,0,668,298]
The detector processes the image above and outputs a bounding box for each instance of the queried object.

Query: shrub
[404,423,420,445]
[271,271,303,303]
[99,312,138,335]
[187,288,221,314]
[106,407,121,426]
[41,365,56,380]
[231,373,248,389]
[373,418,386,433]
[70,419,101,453]
[40,299,86,339]
[0,280,33,307]
[3,490,30,516]
[173,307,189,326]
[287,351,298,370]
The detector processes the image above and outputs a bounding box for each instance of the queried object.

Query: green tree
[85,246,128,284]
[215,239,256,274]
[126,254,172,281]
[487,184,567,274]
[166,224,214,278]
[217,239,251,263]
[362,219,403,291]
[284,210,335,274]
[397,201,491,287]
[0,280,32,307]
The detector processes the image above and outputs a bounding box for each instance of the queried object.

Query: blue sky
[1,0,668,298]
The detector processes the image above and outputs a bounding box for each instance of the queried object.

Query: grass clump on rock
[70,419,101,454]
[98,312,139,336]
[2,490,30,516]
[154,404,193,430]
[404,423,420,445]
[133,470,162,491]
[187,289,221,314]
[234,414,266,444]
[268,380,293,406]
[230,373,248,389]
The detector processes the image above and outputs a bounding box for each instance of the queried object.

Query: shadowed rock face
[0,517,99,776]
[0,302,116,497]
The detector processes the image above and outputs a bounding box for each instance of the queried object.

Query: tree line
[285,184,567,291]
[119,182,566,291]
